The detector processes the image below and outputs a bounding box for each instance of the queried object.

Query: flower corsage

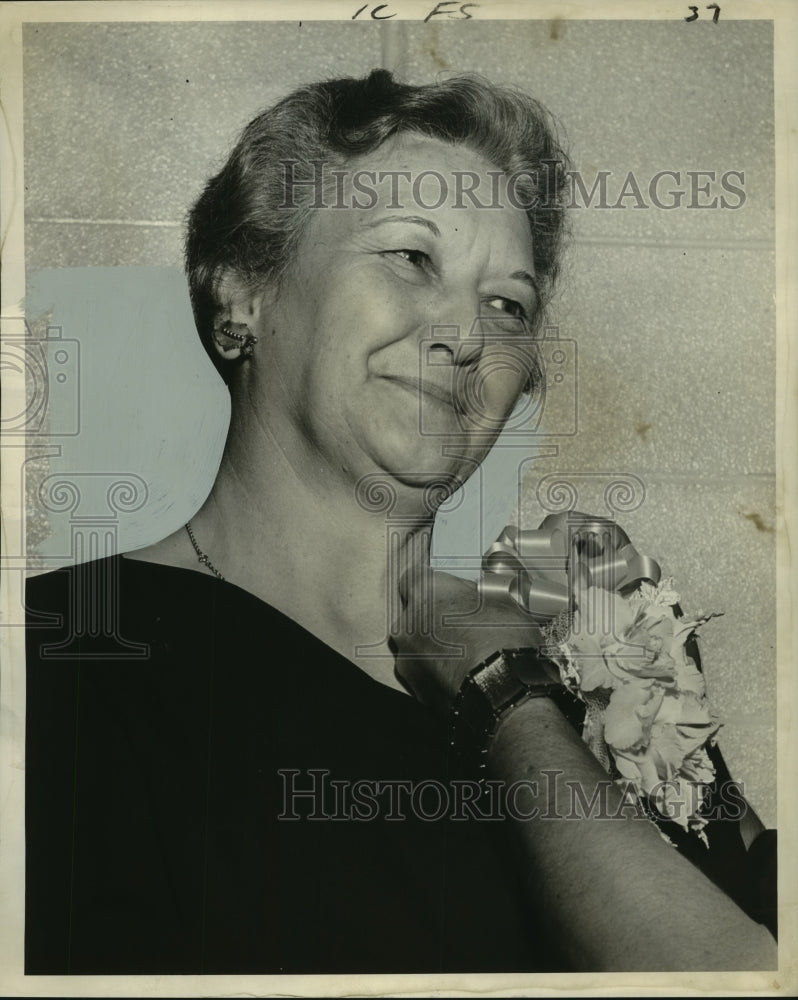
[542,578,722,842]
[480,512,723,842]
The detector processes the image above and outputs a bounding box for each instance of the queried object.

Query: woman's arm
[393,569,777,972]
[488,696,776,971]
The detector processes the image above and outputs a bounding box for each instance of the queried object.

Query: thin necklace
[184,521,226,581]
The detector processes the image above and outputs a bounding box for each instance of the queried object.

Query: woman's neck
[169,402,435,690]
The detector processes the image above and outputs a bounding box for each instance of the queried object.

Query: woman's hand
[391,568,545,714]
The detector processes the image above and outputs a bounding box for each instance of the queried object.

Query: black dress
[24,556,776,974]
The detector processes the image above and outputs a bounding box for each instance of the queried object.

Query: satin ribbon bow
[479,511,661,623]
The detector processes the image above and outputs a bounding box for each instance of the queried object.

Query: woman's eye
[388,248,430,268]
[484,296,528,320]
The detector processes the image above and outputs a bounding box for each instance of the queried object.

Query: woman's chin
[358,441,463,490]
[360,432,485,496]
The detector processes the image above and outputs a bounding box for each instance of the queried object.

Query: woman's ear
[210,270,266,362]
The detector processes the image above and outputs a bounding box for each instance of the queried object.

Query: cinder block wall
[23,19,775,827]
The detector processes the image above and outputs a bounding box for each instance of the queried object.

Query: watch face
[505,648,561,688]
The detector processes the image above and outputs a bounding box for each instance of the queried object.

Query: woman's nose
[423,294,485,369]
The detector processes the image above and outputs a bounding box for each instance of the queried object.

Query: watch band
[448,648,563,781]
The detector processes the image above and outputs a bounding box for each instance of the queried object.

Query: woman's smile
[382,374,457,408]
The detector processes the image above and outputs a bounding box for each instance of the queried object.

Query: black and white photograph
[0,0,794,994]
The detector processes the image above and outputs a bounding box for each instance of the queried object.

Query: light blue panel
[26,267,229,565]
[430,418,542,579]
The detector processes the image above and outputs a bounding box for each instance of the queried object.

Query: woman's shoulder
[24,552,267,675]
[26,553,205,616]
[25,555,200,669]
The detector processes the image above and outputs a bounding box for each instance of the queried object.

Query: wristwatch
[448,648,565,780]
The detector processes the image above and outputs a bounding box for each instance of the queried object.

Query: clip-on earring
[216,321,259,358]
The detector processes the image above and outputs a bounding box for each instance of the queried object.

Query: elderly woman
[25,70,776,974]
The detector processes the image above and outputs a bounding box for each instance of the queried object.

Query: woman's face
[252,133,540,493]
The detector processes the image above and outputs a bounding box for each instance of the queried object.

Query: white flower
[544,579,722,840]
[635,577,681,609]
